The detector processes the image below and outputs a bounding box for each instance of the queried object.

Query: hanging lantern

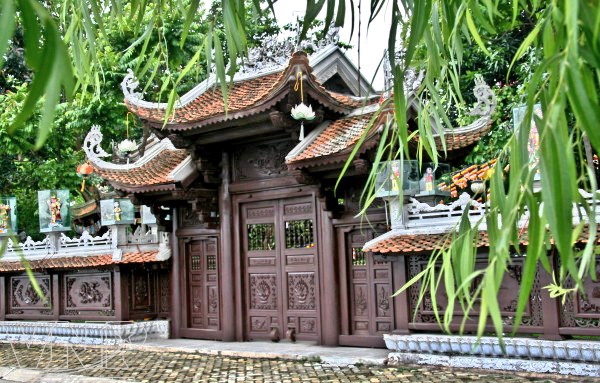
[76,161,94,192]
[290,70,316,141]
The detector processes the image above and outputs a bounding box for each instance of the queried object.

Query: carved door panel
[186,238,220,331]
[242,197,319,341]
[347,229,394,335]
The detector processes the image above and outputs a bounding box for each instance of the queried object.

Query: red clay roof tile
[0,251,161,272]
[92,149,189,190]
[287,113,375,164]
[364,226,599,254]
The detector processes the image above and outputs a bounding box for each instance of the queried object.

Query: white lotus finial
[117,139,137,154]
[291,103,316,121]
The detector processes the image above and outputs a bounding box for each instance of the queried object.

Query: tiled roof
[71,200,99,219]
[364,226,599,254]
[438,159,498,198]
[92,149,189,191]
[434,120,493,151]
[0,251,161,272]
[286,113,376,164]
[126,72,284,124]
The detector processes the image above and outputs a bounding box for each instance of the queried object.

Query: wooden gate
[340,227,394,347]
[242,197,320,341]
[182,237,221,338]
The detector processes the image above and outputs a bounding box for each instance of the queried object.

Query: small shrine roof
[92,148,190,192]
[83,127,198,193]
[71,200,99,219]
[0,251,162,272]
[286,105,380,167]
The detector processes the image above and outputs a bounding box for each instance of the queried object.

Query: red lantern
[76,162,94,192]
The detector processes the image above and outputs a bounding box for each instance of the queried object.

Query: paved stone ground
[0,344,597,383]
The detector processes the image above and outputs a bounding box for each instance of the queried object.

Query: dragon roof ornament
[83,125,111,164]
[121,69,143,103]
[468,74,497,117]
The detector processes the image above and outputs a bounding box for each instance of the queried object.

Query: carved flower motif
[290,103,316,121]
[117,139,137,153]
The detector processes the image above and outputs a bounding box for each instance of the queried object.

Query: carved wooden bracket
[352,158,371,175]
[289,168,317,185]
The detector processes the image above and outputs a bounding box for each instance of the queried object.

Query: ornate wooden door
[242,197,320,341]
[185,238,220,334]
[347,229,394,336]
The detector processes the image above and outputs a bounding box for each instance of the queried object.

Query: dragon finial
[468,74,497,117]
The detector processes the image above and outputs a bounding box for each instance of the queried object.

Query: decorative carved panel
[561,259,600,328]
[233,141,295,181]
[288,273,316,311]
[131,272,152,311]
[407,255,542,328]
[250,274,277,310]
[64,273,112,311]
[159,272,170,313]
[283,203,313,216]
[10,275,52,315]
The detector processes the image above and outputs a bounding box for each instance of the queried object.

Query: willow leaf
[0,0,15,68]
[465,7,490,56]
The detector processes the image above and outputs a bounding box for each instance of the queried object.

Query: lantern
[100,198,135,226]
[0,197,17,237]
[76,161,94,192]
[290,70,315,141]
[38,190,71,232]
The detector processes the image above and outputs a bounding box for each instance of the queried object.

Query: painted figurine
[391,163,401,191]
[47,195,62,225]
[114,201,122,221]
[424,167,434,192]
[0,203,11,233]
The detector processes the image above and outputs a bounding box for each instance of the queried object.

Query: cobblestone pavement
[0,344,596,383]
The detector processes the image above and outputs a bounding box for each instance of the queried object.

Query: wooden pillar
[113,266,129,321]
[52,274,60,320]
[319,200,339,346]
[220,152,236,341]
[0,276,5,321]
[539,257,564,340]
[393,256,411,334]
[170,207,182,338]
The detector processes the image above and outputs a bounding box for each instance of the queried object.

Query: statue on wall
[47,195,63,225]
